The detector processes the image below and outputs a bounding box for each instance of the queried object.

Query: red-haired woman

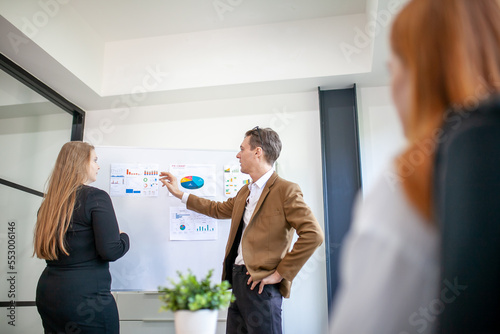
[330,0,500,333]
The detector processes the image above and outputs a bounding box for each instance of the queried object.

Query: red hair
[391,0,500,219]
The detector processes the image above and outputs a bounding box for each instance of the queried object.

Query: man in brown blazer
[160,127,323,334]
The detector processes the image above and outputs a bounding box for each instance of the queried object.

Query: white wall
[357,85,406,194]
[84,90,329,334]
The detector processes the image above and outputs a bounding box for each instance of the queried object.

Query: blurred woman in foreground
[330,0,500,333]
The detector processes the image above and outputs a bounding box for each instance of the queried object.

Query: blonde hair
[33,141,95,260]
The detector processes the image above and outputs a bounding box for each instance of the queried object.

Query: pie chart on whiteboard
[180,176,205,189]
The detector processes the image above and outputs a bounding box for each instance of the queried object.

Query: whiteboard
[93,146,241,291]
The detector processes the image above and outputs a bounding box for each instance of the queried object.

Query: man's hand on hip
[247,270,283,294]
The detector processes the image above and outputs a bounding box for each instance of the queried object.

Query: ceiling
[0,0,393,112]
[71,0,367,42]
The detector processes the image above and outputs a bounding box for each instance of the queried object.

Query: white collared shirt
[180,168,274,265]
[234,167,274,265]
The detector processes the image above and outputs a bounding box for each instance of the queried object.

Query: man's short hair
[245,127,282,165]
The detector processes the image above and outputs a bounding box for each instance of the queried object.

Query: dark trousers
[226,265,282,334]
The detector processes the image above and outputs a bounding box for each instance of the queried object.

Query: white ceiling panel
[69,0,367,41]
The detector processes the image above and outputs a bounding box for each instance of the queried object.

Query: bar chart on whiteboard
[170,206,218,241]
[109,163,159,197]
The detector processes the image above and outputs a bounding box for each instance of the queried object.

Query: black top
[434,96,500,333]
[36,185,129,333]
[47,185,130,267]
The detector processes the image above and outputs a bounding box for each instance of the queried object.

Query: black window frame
[0,52,85,196]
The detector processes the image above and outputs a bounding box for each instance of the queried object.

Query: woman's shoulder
[441,95,500,143]
[79,184,106,195]
[352,161,438,250]
[358,162,418,221]
[78,185,111,202]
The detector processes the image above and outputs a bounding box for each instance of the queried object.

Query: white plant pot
[174,309,218,334]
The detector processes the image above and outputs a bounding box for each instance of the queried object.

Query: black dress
[36,185,130,334]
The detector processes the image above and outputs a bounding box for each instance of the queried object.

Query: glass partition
[0,55,83,333]
[0,70,73,191]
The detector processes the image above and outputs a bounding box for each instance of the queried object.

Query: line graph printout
[170,207,218,241]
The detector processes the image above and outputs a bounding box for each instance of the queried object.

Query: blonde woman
[34,141,129,333]
[330,0,500,333]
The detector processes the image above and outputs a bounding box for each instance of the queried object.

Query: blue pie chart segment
[180,176,204,189]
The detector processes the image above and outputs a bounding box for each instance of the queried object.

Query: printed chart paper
[224,165,251,197]
[110,163,159,197]
[169,164,216,197]
[170,207,217,240]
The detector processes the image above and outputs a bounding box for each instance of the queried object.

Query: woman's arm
[88,188,130,261]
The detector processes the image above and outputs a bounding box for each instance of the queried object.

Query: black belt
[232,264,247,272]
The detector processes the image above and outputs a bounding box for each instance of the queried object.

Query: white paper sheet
[170,207,218,240]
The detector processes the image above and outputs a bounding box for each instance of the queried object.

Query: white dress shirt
[234,168,274,265]
[329,162,439,334]
[181,168,274,266]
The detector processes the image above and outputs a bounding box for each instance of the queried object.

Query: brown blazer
[187,172,324,298]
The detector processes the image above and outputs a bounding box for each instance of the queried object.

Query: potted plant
[158,269,234,334]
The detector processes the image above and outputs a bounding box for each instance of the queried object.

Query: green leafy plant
[158,269,235,312]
